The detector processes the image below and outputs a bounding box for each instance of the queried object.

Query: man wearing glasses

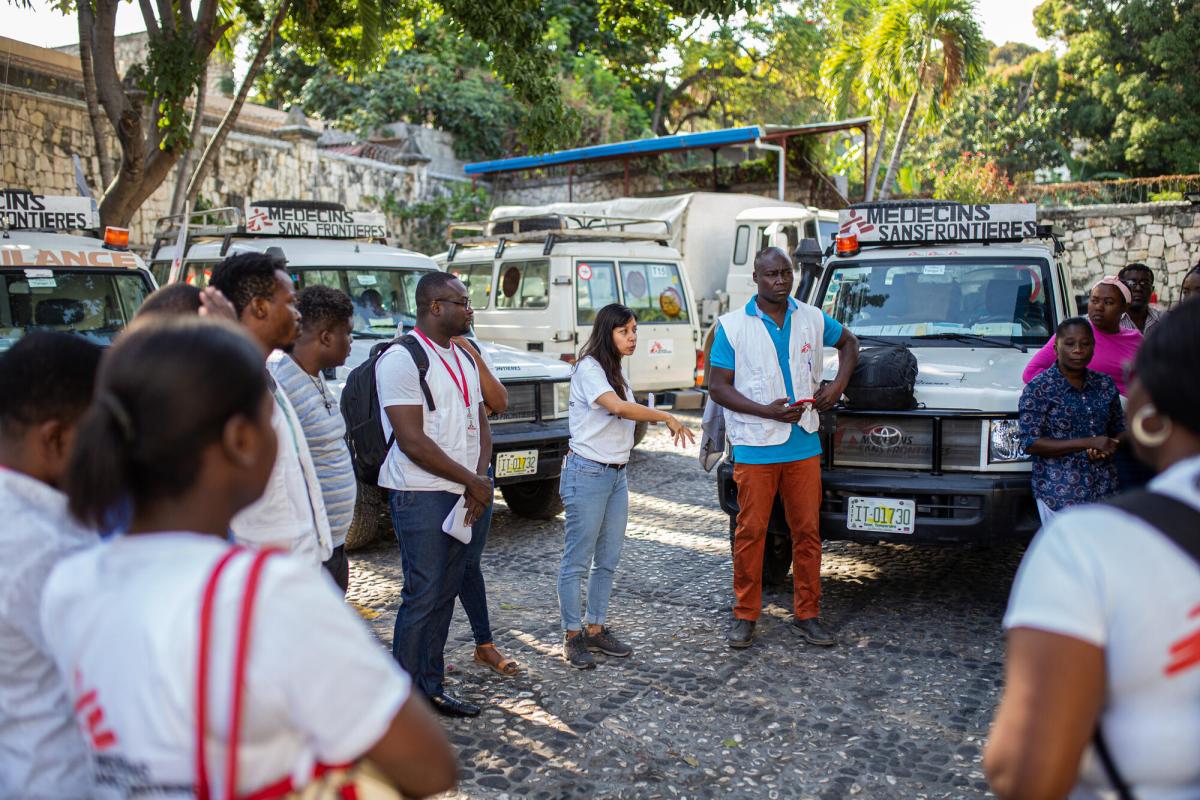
[377,272,493,718]
[1119,263,1166,334]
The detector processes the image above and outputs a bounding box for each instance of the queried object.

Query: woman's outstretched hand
[666,415,696,448]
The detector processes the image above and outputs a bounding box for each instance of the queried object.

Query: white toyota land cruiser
[717,201,1070,583]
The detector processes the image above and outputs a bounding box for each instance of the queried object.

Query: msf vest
[717,301,826,447]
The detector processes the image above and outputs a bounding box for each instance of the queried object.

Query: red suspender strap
[195,548,242,800]
[224,549,275,800]
[194,548,277,800]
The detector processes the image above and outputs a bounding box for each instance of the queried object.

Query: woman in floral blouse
[1019,317,1125,522]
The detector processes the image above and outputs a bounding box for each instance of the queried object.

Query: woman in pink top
[1022,276,1142,395]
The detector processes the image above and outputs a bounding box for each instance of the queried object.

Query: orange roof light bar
[103,226,130,251]
[835,233,859,257]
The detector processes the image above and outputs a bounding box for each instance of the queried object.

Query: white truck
[715,201,1069,583]
[149,201,574,546]
[1,190,156,352]
[489,193,837,325]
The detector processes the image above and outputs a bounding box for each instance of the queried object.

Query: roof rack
[446,213,672,261]
[150,207,244,260]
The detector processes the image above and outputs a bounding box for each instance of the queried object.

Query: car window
[0,270,151,351]
[495,260,550,309]
[576,260,619,325]
[732,225,750,265]
[291,268,425,336]
[447,262,493,310]
[619,261,690,324]
[818,220,840,246]
[819,259,1054,345]
[184,262,216,288]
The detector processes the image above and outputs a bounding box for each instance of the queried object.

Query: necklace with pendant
[306,370,334,415]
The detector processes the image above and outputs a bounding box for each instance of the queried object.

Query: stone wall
[1,36,467,251]
[1042,203,1200,304]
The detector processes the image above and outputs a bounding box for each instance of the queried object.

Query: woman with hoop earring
[986,301,1200,800]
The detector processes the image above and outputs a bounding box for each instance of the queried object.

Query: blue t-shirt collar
[745,295,798,318]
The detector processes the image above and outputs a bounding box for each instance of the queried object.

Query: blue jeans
[389,489,469,698]
[557,453,629,632]
[458,469,494,646]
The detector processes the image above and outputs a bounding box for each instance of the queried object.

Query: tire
[344,481,392,551]
[728,516,793,587]
[500,477,563,520]
[633,420,649,448]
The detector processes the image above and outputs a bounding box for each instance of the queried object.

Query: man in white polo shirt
[377,271,493,718]
[210,252,332,568]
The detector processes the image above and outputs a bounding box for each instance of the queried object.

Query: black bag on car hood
[844,345,918,410]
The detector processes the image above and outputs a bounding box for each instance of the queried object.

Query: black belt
[569,450,626,470]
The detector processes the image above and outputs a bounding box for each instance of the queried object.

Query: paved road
[347,412,1024,799]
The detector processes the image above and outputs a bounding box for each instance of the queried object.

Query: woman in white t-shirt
[985,302,1200,799]
[558,303,695,670]
[41,317,456,800]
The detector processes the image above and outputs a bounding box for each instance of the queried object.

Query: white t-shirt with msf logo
[39,533,411,799]
[1003,455,1200,799]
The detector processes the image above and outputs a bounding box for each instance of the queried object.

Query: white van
[149,201,575,543]
[438,213,705,412]
[1,190,155,352]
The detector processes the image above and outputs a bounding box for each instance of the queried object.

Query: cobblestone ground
[347,412,1024,799]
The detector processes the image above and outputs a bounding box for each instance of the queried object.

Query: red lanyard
[414,328,470,408]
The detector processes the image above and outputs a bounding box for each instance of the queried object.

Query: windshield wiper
[911,332,1026,352]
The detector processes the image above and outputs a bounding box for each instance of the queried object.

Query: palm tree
[865,0,987,199]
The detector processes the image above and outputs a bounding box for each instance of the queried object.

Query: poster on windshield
[244,204,388,238]
[838,203,1037,244]
[1,191,97,230]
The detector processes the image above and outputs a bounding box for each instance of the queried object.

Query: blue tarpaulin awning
[464,125,765,176]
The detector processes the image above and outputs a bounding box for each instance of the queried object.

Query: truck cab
[438,212,706,422]
[715,201,1067,581]
[1,190,155,352]
[149,201,573,546]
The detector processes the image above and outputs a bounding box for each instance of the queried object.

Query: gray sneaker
[584,626,632,657]
[563,633,596,670]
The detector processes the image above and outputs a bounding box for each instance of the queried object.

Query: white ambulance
[149,201,573,545]
[1,190,155,352]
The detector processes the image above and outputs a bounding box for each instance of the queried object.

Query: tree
[862,0,987,199]
[1033,0,1200,176]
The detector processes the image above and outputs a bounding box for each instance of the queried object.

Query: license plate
[846,496,916,534]
[495,449,538,478]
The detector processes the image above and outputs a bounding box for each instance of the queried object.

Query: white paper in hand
[442,495,472,544]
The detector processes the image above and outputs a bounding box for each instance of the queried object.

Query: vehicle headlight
[988,419,1028,463]
[553,381,570,418]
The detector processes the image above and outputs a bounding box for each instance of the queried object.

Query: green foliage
[374,184,492,254]
[139,22,210,153]
[933,152,1016,203]
[1033,0,1200,176]
[924,47,1066,179]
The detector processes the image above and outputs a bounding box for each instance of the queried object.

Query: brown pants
[732,457,822,621]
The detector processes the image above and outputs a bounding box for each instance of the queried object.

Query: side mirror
[794,238,824,304]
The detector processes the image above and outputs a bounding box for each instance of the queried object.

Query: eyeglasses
[1121,278,1153,288]
[434,297,472,309]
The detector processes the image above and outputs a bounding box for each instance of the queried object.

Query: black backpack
[844,345,918,410]
[341,334,480,485]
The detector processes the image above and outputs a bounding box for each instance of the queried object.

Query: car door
[617,259,695,393]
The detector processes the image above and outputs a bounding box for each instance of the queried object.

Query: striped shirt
[271,355,356,549]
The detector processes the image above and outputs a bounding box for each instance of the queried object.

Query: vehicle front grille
[822,412,989,472]
[489,384,538,423]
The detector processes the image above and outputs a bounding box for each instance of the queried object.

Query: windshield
[0,269,151,351]
[291,268,428,338]
[818,258,1054,346]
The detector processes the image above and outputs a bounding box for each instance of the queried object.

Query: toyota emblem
[865,424,904,450]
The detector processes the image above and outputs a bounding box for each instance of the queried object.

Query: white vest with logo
[718,300,826,447]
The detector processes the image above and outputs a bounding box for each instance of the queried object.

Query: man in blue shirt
[709,247,859,649]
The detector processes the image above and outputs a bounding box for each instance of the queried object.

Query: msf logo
[245,207,278,234]
[839,209,876,238]
[74,670,118,751]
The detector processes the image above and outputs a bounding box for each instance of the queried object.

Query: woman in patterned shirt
[1019,317,1125,523]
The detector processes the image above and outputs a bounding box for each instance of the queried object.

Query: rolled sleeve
[820,312,844,348]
